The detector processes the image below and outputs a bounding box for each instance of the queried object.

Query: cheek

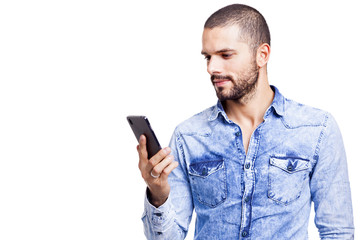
[233,55,256,70]
[225,59,246,76]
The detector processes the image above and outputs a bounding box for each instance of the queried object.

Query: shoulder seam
[313,113,330,160]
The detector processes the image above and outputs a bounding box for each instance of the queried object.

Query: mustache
[211,74,233,82]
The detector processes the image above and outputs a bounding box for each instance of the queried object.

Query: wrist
[146,187,168,208]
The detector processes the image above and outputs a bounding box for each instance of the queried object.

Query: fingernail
[163,147,171,154]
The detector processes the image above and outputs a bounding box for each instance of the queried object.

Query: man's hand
[137,135,179,207]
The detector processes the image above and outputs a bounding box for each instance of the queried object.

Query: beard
[211,61,259,103]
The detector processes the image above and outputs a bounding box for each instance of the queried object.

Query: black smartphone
[127,115,162,159]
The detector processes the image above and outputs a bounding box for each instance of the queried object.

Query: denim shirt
[142,86,354,239]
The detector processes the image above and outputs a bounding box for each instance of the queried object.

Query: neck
[223,74,274,128]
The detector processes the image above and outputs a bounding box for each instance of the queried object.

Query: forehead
[202,25,249,53]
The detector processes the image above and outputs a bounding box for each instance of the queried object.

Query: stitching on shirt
[280,117,324,129]
[181,132,211,137]
[176,131,190,180]
[280,98,326,129]
[313,113,330,161]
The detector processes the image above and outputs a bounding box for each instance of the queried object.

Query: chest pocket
[268,156,310,205]
[189,160,227,208]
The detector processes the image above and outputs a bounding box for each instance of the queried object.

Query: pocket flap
[189,160,224,177]
[270,156,309,173]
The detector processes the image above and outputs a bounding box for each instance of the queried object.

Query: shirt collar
[208,100,228,122]
[270,85,285,117]
[208,85,285,122]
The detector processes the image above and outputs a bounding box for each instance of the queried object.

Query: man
[137,4,354,239]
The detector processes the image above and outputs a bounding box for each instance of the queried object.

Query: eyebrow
[201,48,236,55]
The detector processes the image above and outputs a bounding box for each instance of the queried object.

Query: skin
[138,24,274,207]
[202,24,274,152]
[137,135,178,207]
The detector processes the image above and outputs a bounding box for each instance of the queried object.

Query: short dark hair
[204,4,271,54]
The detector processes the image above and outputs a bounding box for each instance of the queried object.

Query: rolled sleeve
[142,189,176,238]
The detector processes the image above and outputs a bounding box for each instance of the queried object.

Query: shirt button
[287,165,293,171]
[236,132,241,137]
[244,196,250,202]
[268,192,275,198]
[245,162,250,169]
[242,230,248,237]
[154,213,162,217]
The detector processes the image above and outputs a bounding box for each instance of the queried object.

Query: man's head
[201,4,271,103]
[204,4,270,56]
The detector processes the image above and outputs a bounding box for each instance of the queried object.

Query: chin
[216,90,247,102]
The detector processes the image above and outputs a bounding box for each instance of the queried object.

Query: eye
[204,55,211,61]
[222,54,232,59]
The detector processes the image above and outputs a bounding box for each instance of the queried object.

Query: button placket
[240,126,262,239]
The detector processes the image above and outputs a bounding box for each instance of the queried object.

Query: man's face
[201,25,259,102]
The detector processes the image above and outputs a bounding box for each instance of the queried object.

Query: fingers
[150,155,174,177]
[135,134,179,207]
[137,134,176,180]
[146,147,171,173]
[160,160,179,180]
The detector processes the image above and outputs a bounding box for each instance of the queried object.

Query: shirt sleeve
[310,113,354,239]
[142,129,194,240]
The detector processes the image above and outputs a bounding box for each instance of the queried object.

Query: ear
[256,43,271,68]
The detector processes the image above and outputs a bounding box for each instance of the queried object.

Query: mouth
[211,75,232,88]
[213,79,231,87]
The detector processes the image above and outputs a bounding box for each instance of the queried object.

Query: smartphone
[127,115,161,159]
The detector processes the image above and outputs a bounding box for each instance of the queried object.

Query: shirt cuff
[143,188,175,232]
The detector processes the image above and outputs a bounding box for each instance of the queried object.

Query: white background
[0,0,359,239]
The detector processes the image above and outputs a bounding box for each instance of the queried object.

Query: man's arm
[138,132,194,239]
[310,114,354,239]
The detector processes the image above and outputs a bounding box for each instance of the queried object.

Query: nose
[207,56,222,75]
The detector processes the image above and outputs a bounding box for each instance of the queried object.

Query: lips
[211,75,232,88]
[213,79,230,87]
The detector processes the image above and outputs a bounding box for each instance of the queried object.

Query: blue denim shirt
[142,86,354,239]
